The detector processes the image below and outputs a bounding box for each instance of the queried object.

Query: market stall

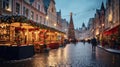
[102,25,120,49]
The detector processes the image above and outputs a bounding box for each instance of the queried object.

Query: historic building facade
[43,0,57,29]
[105,0,120,29]
[57,10,62,31]
[61,19,69,39]
[0,0,46,24]
[0,0,65,48]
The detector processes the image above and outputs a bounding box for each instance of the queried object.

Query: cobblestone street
[0,42,120,67]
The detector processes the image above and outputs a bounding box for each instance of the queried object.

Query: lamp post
[46,16,49,25]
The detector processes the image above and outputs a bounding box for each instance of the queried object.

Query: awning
[103,25,120,35]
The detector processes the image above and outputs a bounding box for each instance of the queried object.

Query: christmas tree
[68,12,76,41]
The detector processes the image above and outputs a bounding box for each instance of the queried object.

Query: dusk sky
[55,0,106,29]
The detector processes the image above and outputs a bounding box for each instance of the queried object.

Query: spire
[82,22,85,27]
[51,0,55,4]
[68,12,75,40]
[101,2,105,10]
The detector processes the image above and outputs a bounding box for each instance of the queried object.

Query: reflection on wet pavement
[0,42,120,67]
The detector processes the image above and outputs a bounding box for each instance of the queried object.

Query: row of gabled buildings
[0,0,69,46]
[88,0,120,48]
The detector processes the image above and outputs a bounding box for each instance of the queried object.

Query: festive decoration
[68,12,75,40]
[0,15,65,34]
[15,27,26,31]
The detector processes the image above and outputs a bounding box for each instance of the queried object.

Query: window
[31,11,34,20]
[16,3,20,14]
[3,0,11,11]
[26,8,29,17]
[38,4,40,11]
[40,16,42,23]
[36,14,38,22]
[43,18,45,24]
[23,7,26,15]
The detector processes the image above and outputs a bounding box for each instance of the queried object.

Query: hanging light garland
[0,15,65,34]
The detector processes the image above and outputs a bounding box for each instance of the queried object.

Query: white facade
[45,0,57,29]
[0,0,46,25]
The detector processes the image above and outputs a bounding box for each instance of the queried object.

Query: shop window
[0,24,10,43]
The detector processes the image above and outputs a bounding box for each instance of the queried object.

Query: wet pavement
[0,42,120,67]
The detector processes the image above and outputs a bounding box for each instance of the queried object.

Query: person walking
[91,37,97,51]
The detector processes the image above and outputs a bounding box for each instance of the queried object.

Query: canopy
[103,25,120,36]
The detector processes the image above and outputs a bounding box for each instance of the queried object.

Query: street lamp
[54,23,57,27]
[46,16,49,20]
[46,16,49,25]
[102,23,104,27]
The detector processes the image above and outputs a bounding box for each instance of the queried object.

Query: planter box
[0,45,35,60]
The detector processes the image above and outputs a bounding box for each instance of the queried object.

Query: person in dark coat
[91,37,97,51]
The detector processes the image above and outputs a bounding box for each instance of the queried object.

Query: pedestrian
[91,37,97,51]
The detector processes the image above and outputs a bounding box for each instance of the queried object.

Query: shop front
[102,25,120,49]
[0,15,35,60]
[0,15,65,54]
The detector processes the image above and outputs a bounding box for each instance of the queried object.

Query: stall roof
[0,15,65,34]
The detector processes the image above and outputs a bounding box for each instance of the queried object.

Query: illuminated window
[3,0,12,11]
[108,10,112,22]
[30,11,34,20]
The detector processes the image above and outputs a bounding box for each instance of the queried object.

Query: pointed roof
[101,2,105,10]
[43,0,55,13]
[57,10,61,16]
[43,0,50,13]
[70,12,74,26]
[82,22,85,27]
[51,0,55,4]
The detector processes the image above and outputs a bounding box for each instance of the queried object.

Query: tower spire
[101,2,105,10]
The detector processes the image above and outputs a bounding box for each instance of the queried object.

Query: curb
[97,45,120,54]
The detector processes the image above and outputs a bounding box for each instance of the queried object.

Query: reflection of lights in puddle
[3,58,32,63]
